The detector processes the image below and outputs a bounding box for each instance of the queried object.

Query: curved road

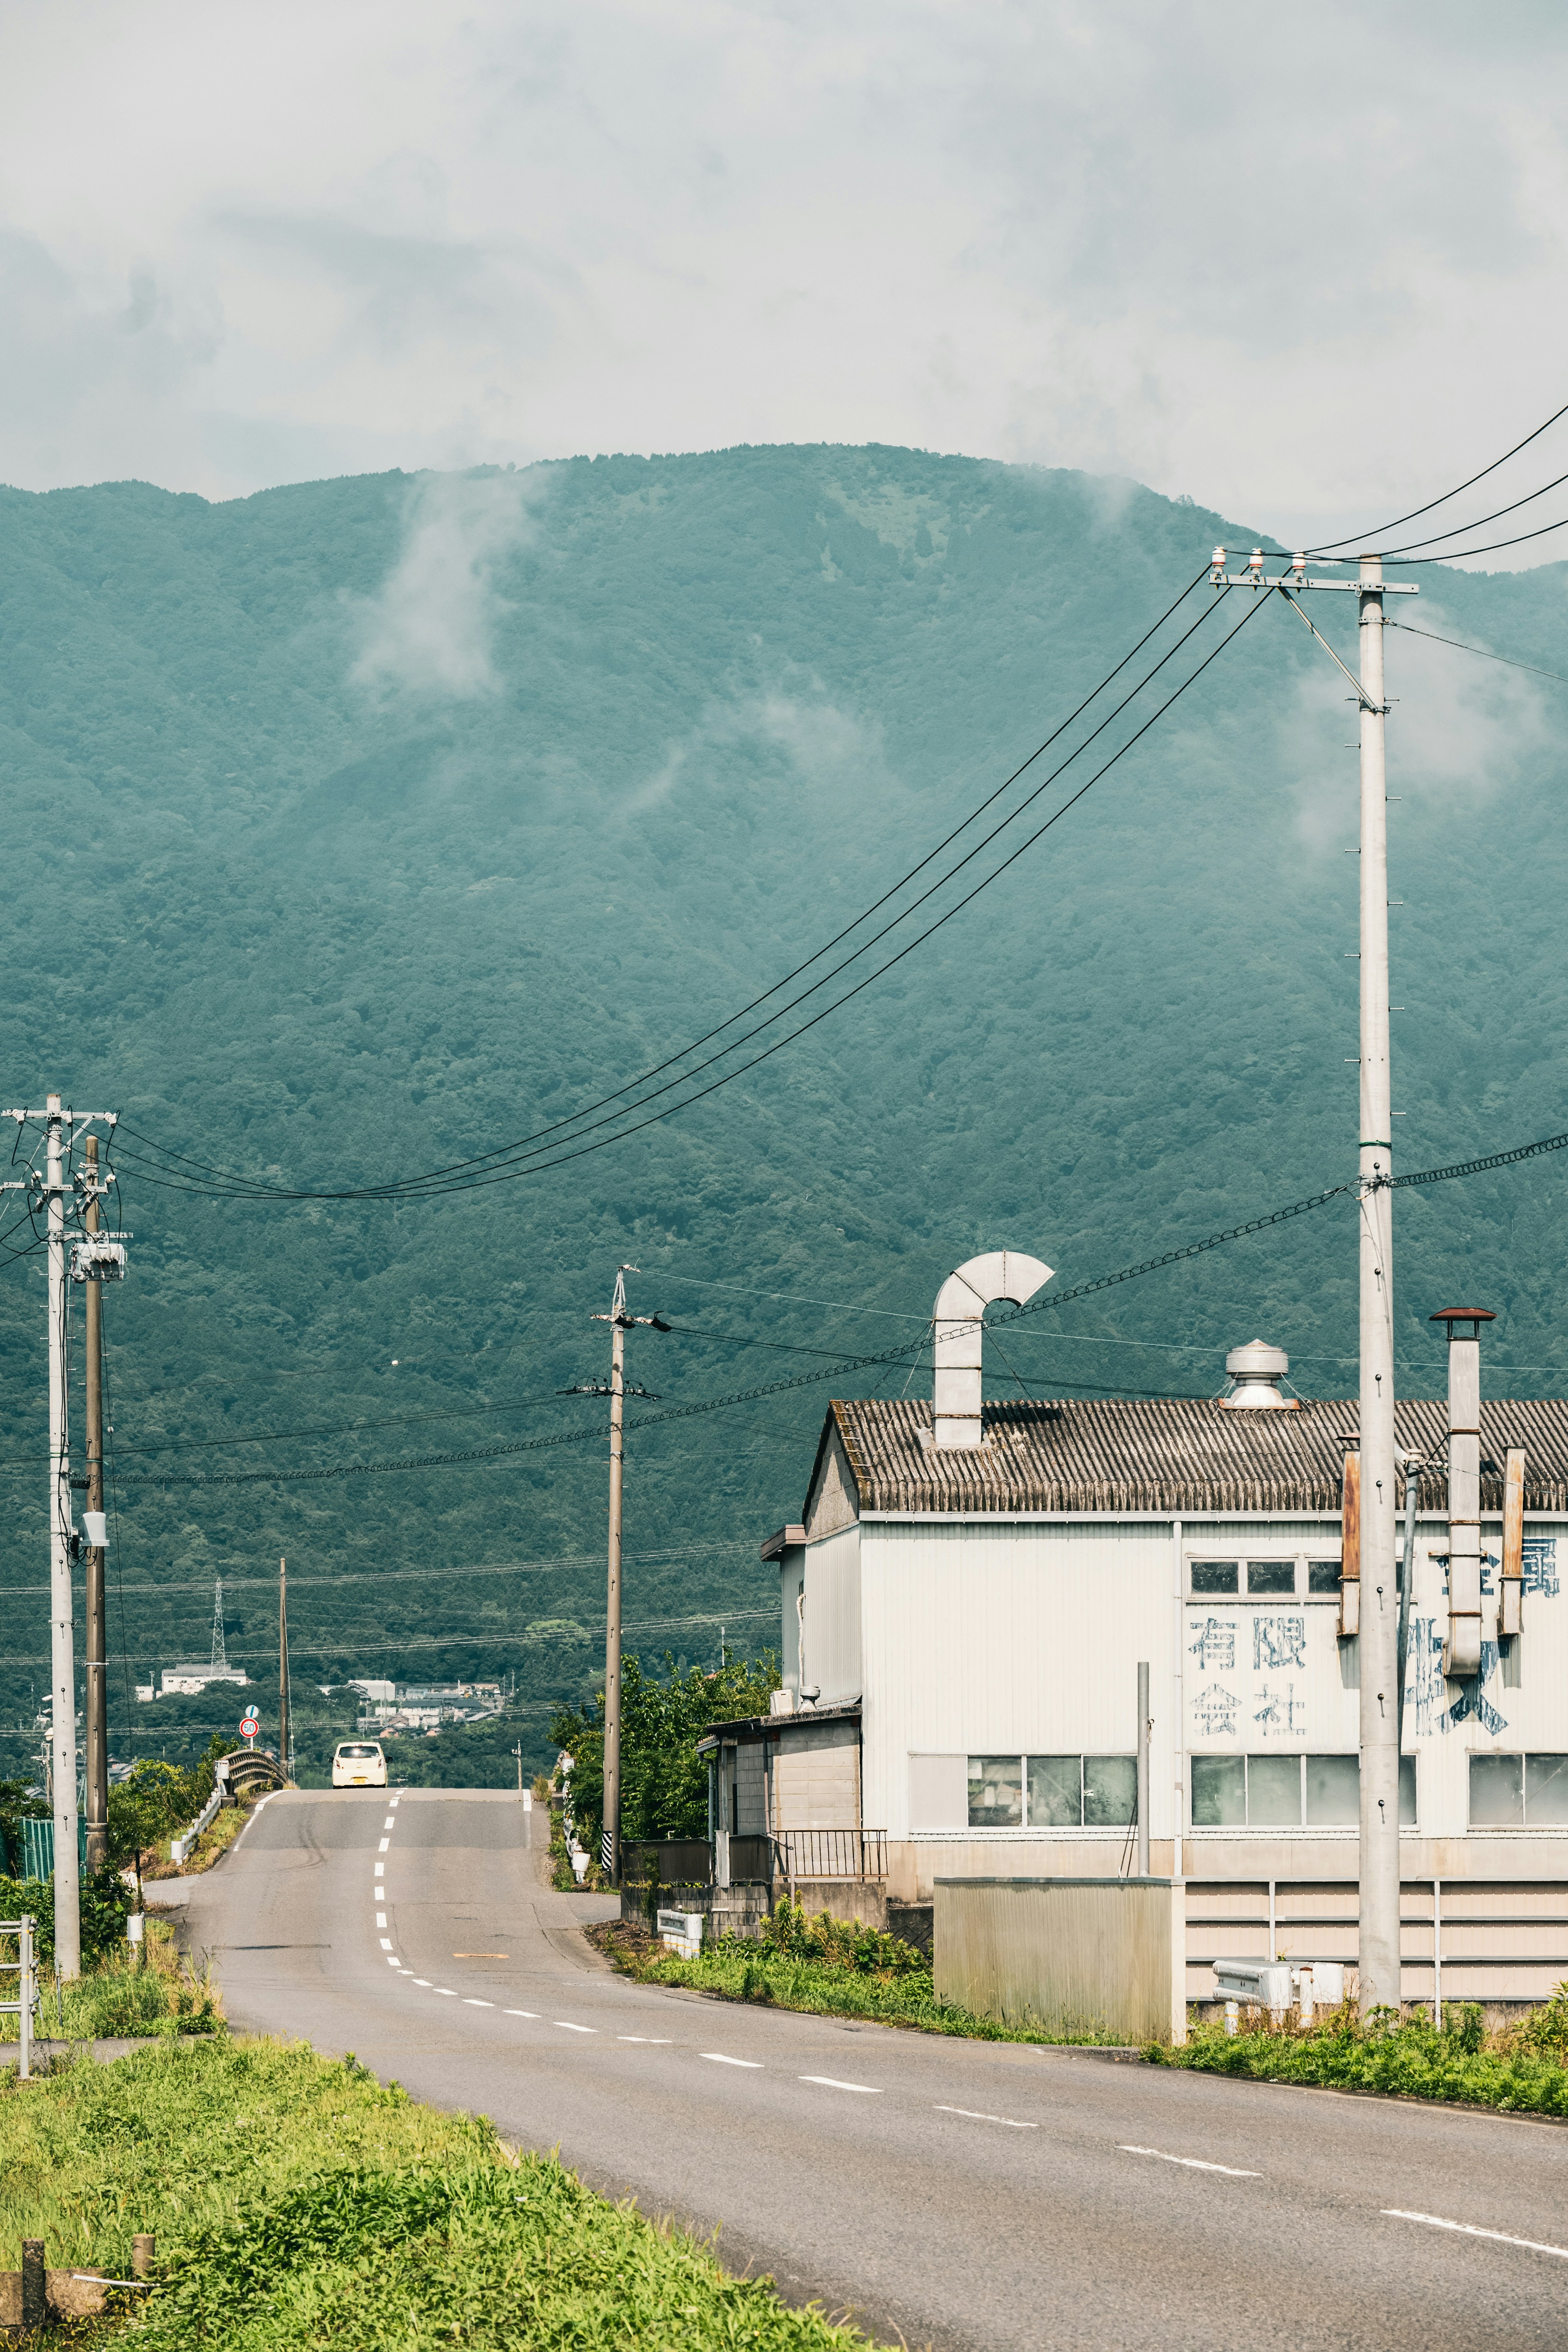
[156,1789,1568,2350]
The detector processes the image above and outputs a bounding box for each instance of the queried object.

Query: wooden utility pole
[82,1138,108,1870]
[278,1557,293,1784]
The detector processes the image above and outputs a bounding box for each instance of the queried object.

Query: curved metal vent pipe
[932,1250,1053,1449]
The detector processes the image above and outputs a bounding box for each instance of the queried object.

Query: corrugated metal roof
[824,1397,1568,1517]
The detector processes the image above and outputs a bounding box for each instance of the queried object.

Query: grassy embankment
[594,1902,1134,2045]
[0,2037,866,2349]
[0,1915,222,2046]
[1149,1989,1568,2116]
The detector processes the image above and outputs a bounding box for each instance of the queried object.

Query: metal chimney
[932,1250,1053,1448]
[1430,1307,1494,1677]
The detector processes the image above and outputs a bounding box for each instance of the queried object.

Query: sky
[3,1,1568,555]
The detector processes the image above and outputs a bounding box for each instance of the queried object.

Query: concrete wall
[934,1876,1185,2043]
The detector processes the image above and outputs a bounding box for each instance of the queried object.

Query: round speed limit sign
[240,1714,259,1741]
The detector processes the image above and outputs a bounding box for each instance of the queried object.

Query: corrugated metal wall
[803,1523,861,1705]
[934,1876,1182,2042]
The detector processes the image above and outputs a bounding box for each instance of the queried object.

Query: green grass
[0,1942,222,2047]
[0,2037,866,2348]
[1150,2001,1568,2116]
[598,1916,1133,2045]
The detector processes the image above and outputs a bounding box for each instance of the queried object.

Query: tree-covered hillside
[0,444,1564,1774]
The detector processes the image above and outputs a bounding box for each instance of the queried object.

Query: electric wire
[109,572,1232,1205]
[1307,394,1568,553]
[116,586,1270,1205]
[1385,620,1568,687]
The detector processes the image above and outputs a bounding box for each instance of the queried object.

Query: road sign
[240,1714,259,1742]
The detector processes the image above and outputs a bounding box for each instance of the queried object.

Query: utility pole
[278,1558,293,1783]
[585,1266,667,1883]
[1210,548,1416,2018]
[1355,552,1401,2018]
[45,1097,80,1978]
[82,1136,108,1871]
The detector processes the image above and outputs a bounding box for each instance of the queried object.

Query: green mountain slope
[0,443,1564,1773]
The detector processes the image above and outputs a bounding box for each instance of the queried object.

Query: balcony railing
[773,1828,887,1883]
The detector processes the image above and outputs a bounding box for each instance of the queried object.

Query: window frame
[1468,1752,1568,1830]
[1185,1551,1342,1604]
[961,1751,1140,1833]
[1190,1751,1416,1831]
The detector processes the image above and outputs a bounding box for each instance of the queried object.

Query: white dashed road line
[702,2053,763,2069]
[465,1998,494,2007]
[1383,2211,1568,2261]
[412,1979,431,1987]
[937,2107,1038,2129]
[505,2009,539,2019]
[1120,2145,1260,2178]
[434,1988,458,1998]
[801,2077,882,2095]
[619,2036,673,2043]
[378,1838,390,1853]
[555,2022,596,2034]
[376,1912,387,1929]
[379,1938,393,1951]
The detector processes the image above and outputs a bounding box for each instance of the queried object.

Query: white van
[332,1741,387,1789]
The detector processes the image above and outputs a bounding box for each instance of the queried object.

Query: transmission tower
[211,1579,228,1673]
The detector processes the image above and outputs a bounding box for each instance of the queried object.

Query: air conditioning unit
[1212,1958,1294,2010]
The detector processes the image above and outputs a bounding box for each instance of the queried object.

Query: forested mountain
[0,443,1564,1775]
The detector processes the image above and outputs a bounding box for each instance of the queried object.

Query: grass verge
[0,1917,222,2046]
[0,2036,866,2348]
[142,1793,256,1884]
[1149,1994,1568,2116]
[590,1915,1134,2046]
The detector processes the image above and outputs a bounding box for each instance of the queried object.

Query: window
[1470,1753,1568,1828]
[1307,1559,1343,1595]
[966,1755,1138,1830]
[1191,1560,1239,1595]
[1193,1754,1415,1828]
[967,1755,1023,1828]
[1246,1560,1296,1597]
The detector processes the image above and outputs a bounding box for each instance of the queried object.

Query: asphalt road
[158,1789,1568,2351]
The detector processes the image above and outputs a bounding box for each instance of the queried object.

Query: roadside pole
[1356,554,1401,2016]
[82,1136,108,1871]
[278,1558,293,1784]
[45,1097,80,1978]
[586,1266,667,1884]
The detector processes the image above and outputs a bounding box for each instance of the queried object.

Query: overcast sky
[4,1,1566,555]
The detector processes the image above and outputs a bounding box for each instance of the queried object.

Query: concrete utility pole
[278,1558,293,1784]
[1210,548,1417,2018]
[45,1097,80,1977]
[82,1136,108,1872]
[587,1266,666,1883]
[1355,552,1401,2018]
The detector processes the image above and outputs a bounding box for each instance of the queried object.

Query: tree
[550,1650,779,1852]
[107,1761,192,1908]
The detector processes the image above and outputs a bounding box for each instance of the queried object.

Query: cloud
[350,466,548,698]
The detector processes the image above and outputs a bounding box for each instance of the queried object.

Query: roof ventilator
[1218,1338,1296,1410]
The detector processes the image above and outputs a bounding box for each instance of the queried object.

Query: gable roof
[808,1397,1568,1519]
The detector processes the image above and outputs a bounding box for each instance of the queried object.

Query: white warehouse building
[706,1252,1568,2010]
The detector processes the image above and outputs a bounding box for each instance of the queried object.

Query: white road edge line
[1383,2211,1568,2261]
[800,2076,882,2095]
[936,2106,1038,2129]
[702,2053,763,2068]
[1120,2145,1260,2178]
[555,2022,596,2034]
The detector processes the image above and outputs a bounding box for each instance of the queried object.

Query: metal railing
[773,1829,887,1884]
[0,1916,38,2078]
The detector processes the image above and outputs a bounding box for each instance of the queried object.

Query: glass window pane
[1247,1754,1303,1826]
[1191,1561,1239,1595]
[1305,1753,1359,1824]
[967,1755,1023,1829]
[1246,1560,1296,1596]
[1526,1755,1568,1826]
[1400,1755,1417,1827]
[1084,1755,1138,1830]
[1307,1560,1342,1595]
[1027,1755,1082,1828]
[1191,1755,1245,1826]
[1470,1753,1523,1826]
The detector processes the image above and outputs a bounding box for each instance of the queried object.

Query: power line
[109,571,1238,1205]
[1307,394,1568,553]
[1385,619,1568,687]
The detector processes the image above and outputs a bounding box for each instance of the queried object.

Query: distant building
[348,1678,396,1705]
[158,1663,249,1698]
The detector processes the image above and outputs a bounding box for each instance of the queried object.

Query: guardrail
[170,1786,223,1866]
[0,1917,38,2078]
